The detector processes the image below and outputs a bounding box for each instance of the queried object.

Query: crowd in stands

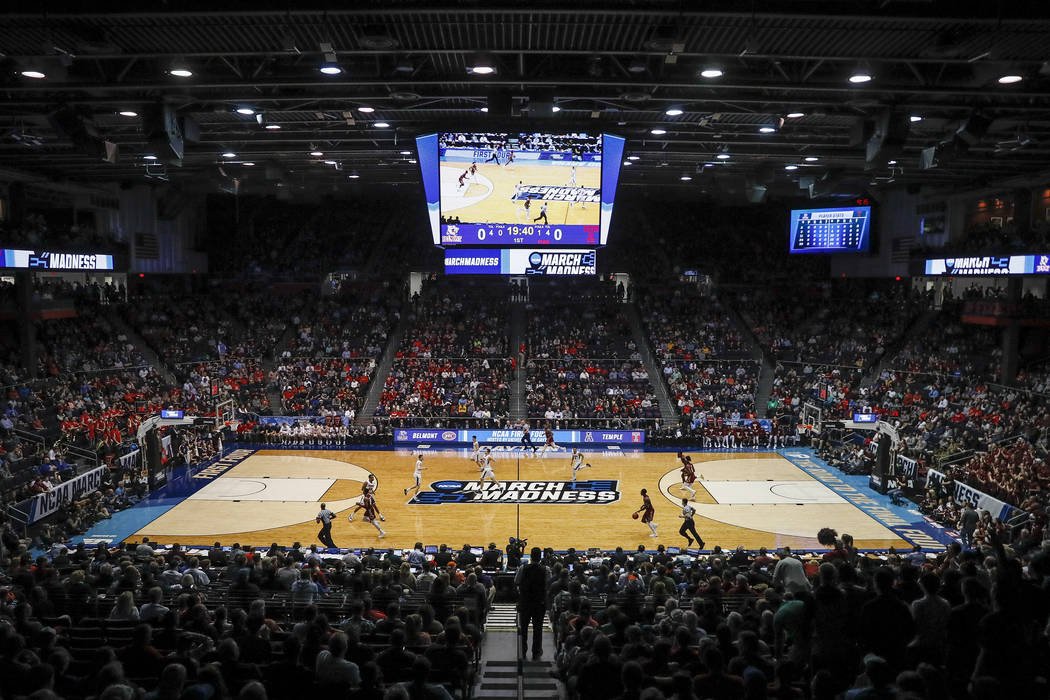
[737,283,927,369]
[0,537,491,700]
[0,213,127,254]
[376,282,511,425]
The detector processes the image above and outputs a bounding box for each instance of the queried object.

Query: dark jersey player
[635,489,658,538]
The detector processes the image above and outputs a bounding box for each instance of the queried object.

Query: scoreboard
[789,206,872,253]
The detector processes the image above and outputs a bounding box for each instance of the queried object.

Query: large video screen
[416,132,625,247]
[789,206,872,253]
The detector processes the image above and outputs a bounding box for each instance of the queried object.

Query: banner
[441,147,601,164]
[21,466,107,524]
[718,418,773,431]
[394,428,644,445]
[0,249,115,271]
[895,454,919,482]
[926,468,1014,521]
[444,249,596,275]
[924,254,1050,276]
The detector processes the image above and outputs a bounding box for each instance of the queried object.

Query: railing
[12,427,45,447]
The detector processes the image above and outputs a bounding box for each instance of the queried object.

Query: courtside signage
[410,479,621,505]
[394,429,645,445]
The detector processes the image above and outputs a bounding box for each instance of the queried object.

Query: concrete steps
[623,302,677,424]
[358,302,409,424]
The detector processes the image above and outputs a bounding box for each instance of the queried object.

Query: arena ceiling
[1,1,1049,199]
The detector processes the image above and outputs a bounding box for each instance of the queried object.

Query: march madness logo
[513,185,600,204]
[526,251,596,276]
[410,479,620,505]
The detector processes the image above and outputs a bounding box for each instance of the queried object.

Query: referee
[316,503,337,549]
[678,498,705,549]
[533,202,549,225]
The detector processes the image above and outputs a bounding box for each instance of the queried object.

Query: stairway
[623,302,678,424]
[357,304,410,425]
[509,303,526,421]
[476,605,558,700]
[721,295,775,416]
[262,321,299,415]
[861,306,938,387]
[106,310,177,385]
[754,359,776,417]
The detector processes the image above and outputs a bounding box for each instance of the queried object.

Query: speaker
[920,145,939,170]
[103,141,119,164]
[866,109,910,166]
[955,113,991,147]
[143,103,185,164]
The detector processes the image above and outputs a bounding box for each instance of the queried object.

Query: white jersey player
[566,166,577,186]
[404,454,426,497]
[569,448,590,482]
[470,435,482,464]
[478,448,498,485]
[348,474,383,522]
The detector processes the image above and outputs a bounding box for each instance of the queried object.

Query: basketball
[632,512,639,520]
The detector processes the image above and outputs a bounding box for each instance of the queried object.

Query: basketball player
[505,149,515,168]
[457,169,470,193]
[520,422,537,457]
[566,165,577,187]
[315,503,337,548]
[636,488,658,538]
[678,452,697,499]
[478,448,498,486]
[469,161,478,182]
[360,492,386,538]
[470,435,482,464]
[533,202,549,225]
[678,498,705,549]
[569,448,590,482]
[404,454,426,497]
[538,425,559,456]
[348,474,383,522]
[523,196,532,222]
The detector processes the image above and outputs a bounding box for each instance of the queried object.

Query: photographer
[506,537,526,569]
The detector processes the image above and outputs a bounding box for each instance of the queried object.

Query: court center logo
[410,479,620,505]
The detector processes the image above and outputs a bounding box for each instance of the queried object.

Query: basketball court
[440,163,600,227]
[124,448,932,551]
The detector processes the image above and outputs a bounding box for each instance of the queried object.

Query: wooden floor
[440,162,600,226]
[131,449,913,551]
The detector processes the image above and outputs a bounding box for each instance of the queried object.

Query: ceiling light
[628,58,648,74]
[143,155,158,160]
[242,162,255,166]
[759,126,777,134]
[784,165,798,171]
[20,70,46,79]
[221,151,237,158]
[319,63,343,75]
[786,111,805,119]
[998,74,1023,84]
[467,53,497,75]
[650,128,667,135]
[888,160,897,165]
[168,66,193,78]
[627,155,640,161]
[348,172,360,179]
[909,115,923,122]
[479,106,489,113]
[551,105,561,113]
[623,160,632,166]
[408,159,417,164]
[324,160,337,165]
[374,122,390,128]
[358,106,375,113]
[665,107,684,116]
[310,150,324,156]
[716,153,731,160]
[400,150,412,155]
[265,124,281,130]
[680,175,692,181]
[848,72,873,84]
[235,107,255,115]
[118,110,138,117]
[804,156,819,162]
[700,67,723,78]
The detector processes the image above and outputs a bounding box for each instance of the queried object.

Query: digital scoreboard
[416,131,625,247]
[789,206,872,253]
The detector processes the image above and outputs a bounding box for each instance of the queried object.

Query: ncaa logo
[396,431,408,441]
[944,259,955,268]
[529,252,543,267]
[431,480,465,492]
[441,431,457,441]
